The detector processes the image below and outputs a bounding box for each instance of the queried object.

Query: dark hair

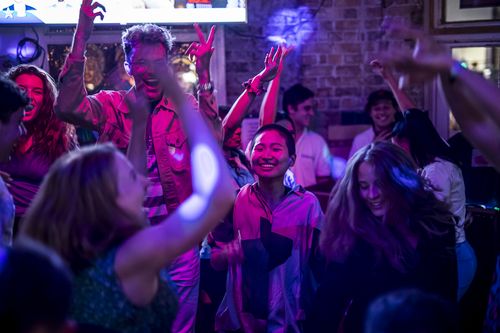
[0,238,72,333]
[364,89,399,115]
[0,76,29,124]
[282,84,314,114]
[275,110,297,134]
[392,109,457,168]
[250,124,296,157]
[320,141,454,271]
[122,24,174,62]
[8,65,78,162]
[21,144,144,272]
[365,288,458,333]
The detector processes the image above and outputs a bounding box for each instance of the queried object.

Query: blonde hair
[21,144,143,272]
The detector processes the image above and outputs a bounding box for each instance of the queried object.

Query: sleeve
[315,135,332,178]
[0,180,14,247]
[55,54,108,131]
[421,161,452,205]
[197,88,219,127]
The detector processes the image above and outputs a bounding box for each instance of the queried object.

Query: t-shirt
[422,158,467,243]
[348,127,374,159]
[292,129,332,188]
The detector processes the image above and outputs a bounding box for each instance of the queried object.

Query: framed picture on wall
[460,0,500,8]
[428,0,500,33]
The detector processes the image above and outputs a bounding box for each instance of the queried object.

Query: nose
[367,185,380,199]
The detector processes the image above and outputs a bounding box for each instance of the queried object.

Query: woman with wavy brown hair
[306,141,458,333]
[0,65,78,228]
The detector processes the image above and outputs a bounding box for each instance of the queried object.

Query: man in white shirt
[283,84,332,188]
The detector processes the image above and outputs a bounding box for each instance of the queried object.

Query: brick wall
[224,0,424,158]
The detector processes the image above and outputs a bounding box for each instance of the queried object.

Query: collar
[250,182,305,199]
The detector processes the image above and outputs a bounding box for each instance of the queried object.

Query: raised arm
[54,0,107,129]
[186,24,219,126]
[260,44,293,126]
[124,91,149,176]
[116,64,234,284]
[383,23,500,170]
[370,59,415,111]
[222,46,282,135]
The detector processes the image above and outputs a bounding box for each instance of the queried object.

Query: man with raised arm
[55,1,218,332]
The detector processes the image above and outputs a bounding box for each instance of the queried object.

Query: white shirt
[348,127,374,159]
[292,128,332,187]
[422,158,467,243]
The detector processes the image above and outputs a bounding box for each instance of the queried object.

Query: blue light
[266,7,315,48]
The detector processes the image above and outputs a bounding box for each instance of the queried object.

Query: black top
[305,222,457,333]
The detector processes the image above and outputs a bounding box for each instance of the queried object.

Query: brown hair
[8,65,78,162]
[122,24,174,62]
[320,141,454,272]
[21,144,143,272]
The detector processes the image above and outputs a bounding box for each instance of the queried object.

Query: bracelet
[242,76,266,96]
[198,81,214,93]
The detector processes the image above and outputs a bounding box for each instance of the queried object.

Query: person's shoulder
[353,127,374,142]
[305,129,328,145]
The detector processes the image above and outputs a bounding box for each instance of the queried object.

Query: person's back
[72,247,178,332]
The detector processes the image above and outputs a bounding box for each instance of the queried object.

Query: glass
[449,46,500,134]
[443,0,500,23]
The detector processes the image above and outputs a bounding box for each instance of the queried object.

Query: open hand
[185,24,216,78]
[380,18,453,87]
[77,0,106,42]
[259,46,283,82]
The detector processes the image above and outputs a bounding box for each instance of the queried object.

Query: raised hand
[370,59,390,80]
[277,43,294,75]
[259,46,283,83]
[76,0,106,42]
[381,19,453,87]
[185,24,216,81]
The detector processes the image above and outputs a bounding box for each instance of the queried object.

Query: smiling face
[288,98,314,130]
[251,129,293,180]
[14,73,44,123]
[114,152,149,221]
[224,127,242,150]
[369,100,397,132]
[358,161,386,218]
[127,42,168,103]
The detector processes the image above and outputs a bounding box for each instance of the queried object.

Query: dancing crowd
[0,1,499,333]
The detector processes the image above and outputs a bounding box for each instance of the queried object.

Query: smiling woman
[0,65,77,231]
[306,141,458,333]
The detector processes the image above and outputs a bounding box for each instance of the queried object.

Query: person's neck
[373,124,390,135]
[295,126,306,141]
[257,178,286,210]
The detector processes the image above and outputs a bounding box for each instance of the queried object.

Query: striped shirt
[144,115,168,225]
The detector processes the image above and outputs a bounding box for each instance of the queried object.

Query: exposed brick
[335,87,361,97]
[224,0,424,146]
[336,65,361,77]
[343,54,363,65]
[343,8,357,19]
